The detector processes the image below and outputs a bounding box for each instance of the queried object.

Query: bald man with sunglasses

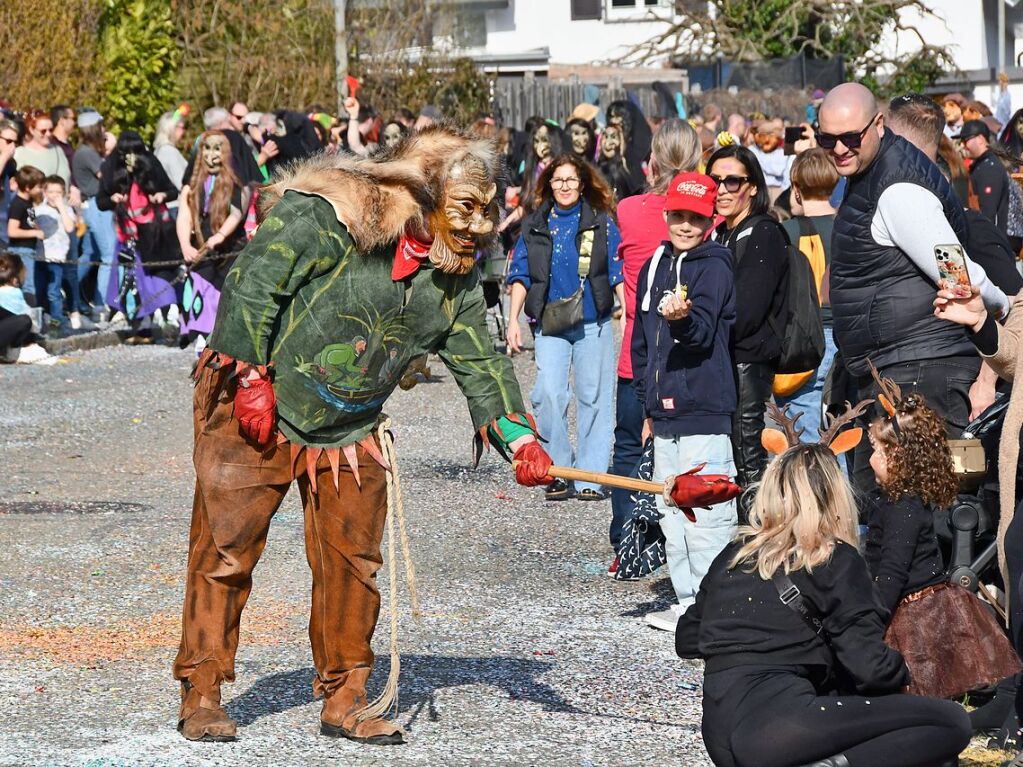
[819,82,1010,493]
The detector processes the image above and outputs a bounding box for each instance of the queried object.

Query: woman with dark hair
[506,154,624,501]
[97,131,180,338]
[999,108,1023,163]
[706,144,790,498]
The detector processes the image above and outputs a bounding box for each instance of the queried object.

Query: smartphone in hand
[935,243,971,297]
[783,126,804,156]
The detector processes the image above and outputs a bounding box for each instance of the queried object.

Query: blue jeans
[531,319,616,493]
[7,246,38,304]
[79,202,117,308]
[776,326,838,438]
[610,377,644,547]
[39,260,81,322]
[653,432,737,603]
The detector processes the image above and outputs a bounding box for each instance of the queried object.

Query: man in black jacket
[961,119,1011,238]
[819,83,1009,492]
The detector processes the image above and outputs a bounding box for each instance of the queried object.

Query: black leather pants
[731,361,774,491]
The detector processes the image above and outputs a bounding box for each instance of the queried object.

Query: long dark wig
[521,120,565,214]
[102,131,173,199]
[1000,108,1023,162]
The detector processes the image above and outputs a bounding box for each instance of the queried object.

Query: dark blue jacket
[831,129,974,376]
[632,240,736,437]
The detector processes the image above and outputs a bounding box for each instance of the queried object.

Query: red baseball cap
[664,172,717,217]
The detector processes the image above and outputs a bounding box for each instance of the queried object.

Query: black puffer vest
[831,129,974,376]
[522,199,613,322]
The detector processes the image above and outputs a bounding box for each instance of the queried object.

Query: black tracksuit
[676,540,971,767]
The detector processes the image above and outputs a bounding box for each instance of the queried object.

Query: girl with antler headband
[864,365,1019,701]
[676,401,971,767]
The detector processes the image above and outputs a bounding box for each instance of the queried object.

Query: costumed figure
[97,131,181,338]
[175,130,251,352]
[379,121,409,151]
[598,123,636,201]
[173,126,557,746]
[565,117,596,162]
[606,99,652,194]
[520,120,564,216]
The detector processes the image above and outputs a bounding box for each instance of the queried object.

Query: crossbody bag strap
[771,571,827,640]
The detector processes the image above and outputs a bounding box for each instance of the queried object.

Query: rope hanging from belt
[356,416,421,723]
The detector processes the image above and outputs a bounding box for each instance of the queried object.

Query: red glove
[513,441,554,486]
[666,464,742,522]
[234,375,277,446]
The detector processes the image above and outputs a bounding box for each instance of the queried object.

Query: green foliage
[98,0,181,141]
[362,56,493,126]
[173,0,336,113]
[0,0,104,110]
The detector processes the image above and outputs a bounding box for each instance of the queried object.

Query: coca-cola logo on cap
[676,180,709,196]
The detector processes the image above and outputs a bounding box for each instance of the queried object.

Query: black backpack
[734,215,825,374]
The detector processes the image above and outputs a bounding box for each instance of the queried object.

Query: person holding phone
[818,82,1009,493]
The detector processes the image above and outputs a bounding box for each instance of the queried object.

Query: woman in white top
[153,110,189,192]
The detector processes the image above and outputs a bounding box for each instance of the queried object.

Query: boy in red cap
[631,172,739,632]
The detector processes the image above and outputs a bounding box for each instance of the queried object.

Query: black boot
[799,756,850,767]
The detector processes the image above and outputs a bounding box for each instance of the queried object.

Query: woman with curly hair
[865,382,1020,699]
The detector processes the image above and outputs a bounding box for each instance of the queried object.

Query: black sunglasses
[708,174,749,193]
[815,113,880,151]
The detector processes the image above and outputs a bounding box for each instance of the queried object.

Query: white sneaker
[107,311,127,329]
[12,344,58,365]
[166,304,180,325]
[644,598,696,632]
[193,334,207,357]
[69,312,97,331]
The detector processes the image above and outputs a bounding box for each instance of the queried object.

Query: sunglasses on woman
[709,174,749,193]
[815,113,879,151]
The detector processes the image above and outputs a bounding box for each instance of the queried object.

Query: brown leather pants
[172,361,387,700]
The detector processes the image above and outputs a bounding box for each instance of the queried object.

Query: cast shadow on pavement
[227,654,573,728]
[618,577,677,618]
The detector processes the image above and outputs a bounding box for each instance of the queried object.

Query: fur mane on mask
[259,125,500,251]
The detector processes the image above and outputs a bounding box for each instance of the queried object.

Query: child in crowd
[866,367,1020,699]
[631,172,738,631]
[0,252,57,365]
[6,165,45,306]
[675,405,972,767]
[35,175,94,334]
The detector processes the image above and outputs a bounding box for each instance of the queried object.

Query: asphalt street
[0,345,710,767]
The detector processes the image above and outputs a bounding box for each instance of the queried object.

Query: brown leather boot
[320,667,405,745]
[178,681,237,742]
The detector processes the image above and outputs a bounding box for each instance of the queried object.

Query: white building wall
[482,1,679,65]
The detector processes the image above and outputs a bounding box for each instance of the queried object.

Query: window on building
[571,0,602,19]
[609,0,662,7]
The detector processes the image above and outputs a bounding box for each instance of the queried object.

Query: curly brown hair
[869,393,958,508]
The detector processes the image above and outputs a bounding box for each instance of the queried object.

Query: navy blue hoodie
[631,239,736,438]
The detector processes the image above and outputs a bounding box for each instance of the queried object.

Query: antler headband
[762,399,873,456]
[868,359,903,439]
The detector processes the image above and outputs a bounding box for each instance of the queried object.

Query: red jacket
[615,193,668,379]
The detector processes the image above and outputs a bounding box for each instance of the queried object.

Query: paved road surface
[0,345,710,767]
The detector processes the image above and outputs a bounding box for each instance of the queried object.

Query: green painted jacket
[207,190,525,448]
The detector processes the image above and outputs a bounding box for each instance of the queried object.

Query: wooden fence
[493,76,663,129]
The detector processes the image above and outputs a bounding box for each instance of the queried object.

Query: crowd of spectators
[7,79,1023,766]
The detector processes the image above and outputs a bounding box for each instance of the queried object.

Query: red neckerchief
[393,230,433,281]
